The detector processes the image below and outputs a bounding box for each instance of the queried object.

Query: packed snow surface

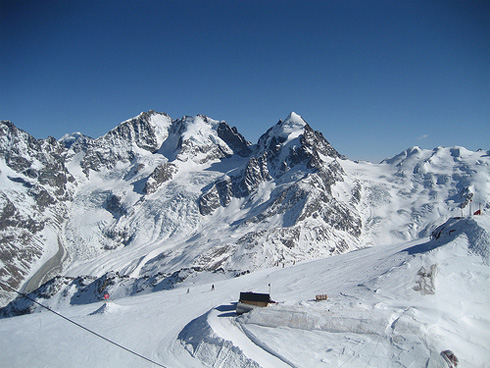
[0,216,489,367]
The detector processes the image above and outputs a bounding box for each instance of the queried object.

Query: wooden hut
[236,292,273,315]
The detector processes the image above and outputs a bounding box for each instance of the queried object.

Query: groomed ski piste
[1,216,489,367]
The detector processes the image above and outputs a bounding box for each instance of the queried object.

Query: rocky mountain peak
[1,121,38,154]
[254,113,341,176]
[216,122,252,157]
[105,110,172,152]
[280,112,307,134]
[0,121,68,181]
[59,132,93,150]
[257,112,306,152]
[162,115,251,164]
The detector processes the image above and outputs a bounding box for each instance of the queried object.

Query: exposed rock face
[217,122,252,157]
[144,163,177,195]
[75,111,172,175]
[199,115,332,212]
[0,122,73,199]
[0,121,71,305]
[197,113,361,262]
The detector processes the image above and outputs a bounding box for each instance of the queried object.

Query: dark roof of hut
[239,292,271,303]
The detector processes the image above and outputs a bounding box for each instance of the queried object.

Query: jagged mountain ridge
[0,111,488,309]
[59,112,361,276]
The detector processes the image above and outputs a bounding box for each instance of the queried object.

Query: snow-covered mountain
[0,111,489,311]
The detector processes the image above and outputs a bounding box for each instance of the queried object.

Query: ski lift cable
[0,282,168,368]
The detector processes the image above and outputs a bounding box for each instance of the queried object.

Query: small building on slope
[236,292,274,315]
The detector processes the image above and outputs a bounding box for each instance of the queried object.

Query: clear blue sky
[1,0,488,162]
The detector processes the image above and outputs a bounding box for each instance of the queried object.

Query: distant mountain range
[1,111,488,310]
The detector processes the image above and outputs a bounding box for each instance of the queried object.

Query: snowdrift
[178,309,261,368]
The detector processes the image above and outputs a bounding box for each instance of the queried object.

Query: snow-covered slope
[0,216,488,367]
[0,111,488,310]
